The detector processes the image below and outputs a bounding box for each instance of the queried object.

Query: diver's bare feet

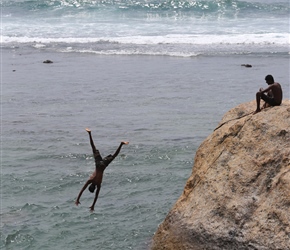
[122,141,129,145]
[86,128,91,133]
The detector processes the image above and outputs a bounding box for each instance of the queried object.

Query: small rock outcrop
[241,64,252,68]
[43,60,53,64]
[152,100,290,250]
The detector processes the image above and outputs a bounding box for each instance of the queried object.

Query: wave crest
[3,0,289,16]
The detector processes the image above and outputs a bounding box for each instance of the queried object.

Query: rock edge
[151,100,290,250]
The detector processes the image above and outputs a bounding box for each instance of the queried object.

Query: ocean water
[1,0,289,56]
[1,0,290,249]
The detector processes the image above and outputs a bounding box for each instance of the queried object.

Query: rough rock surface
[151,100,290,250]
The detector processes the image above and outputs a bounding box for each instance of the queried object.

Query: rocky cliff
[151,100,290,250]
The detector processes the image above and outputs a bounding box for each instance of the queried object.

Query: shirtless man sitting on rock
[75,128,129,212]
[254,75,283,114]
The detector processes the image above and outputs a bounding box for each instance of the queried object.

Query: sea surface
[2,0,289,56]
[1,0,290,249]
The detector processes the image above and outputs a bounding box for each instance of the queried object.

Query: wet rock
[43,60,53,63]
[241,64,252,68]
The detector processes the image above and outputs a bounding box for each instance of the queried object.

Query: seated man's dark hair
[88,184,96,193]
[265,75,274,82]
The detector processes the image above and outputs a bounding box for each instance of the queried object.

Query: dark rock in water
[241,64,252,68]
[43,60,53,64]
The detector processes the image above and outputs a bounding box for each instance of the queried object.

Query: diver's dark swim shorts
[102,155,114,166]
[94,153,114,170]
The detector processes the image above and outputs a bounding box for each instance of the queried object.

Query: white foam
[32,43,46,48]
[59,48,201,57]
[1,33,289,45]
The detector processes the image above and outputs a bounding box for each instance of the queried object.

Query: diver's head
[88,184,96,193]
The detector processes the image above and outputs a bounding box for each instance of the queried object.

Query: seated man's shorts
[261,94,279,106]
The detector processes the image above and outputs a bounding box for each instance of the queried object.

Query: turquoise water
[2,0,289,56]
[2,51,289,249]
[1,0,290,249]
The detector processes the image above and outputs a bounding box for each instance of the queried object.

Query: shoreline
[2,41,290,59]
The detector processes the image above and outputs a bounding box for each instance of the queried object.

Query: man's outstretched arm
[75,180,91,206]
[112,141,129,159]
[90,185,101,212]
